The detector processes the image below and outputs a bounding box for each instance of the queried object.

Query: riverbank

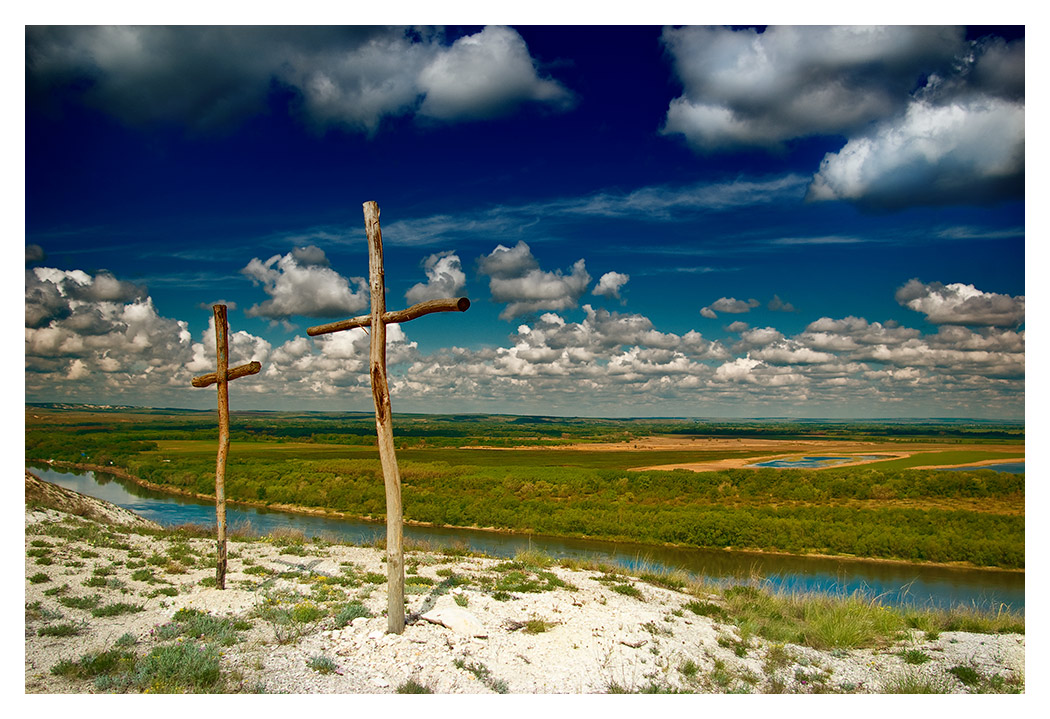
[24,481,1025,694]
[35,460,1025,575]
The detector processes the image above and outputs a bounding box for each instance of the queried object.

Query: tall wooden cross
[308,201,469,634]
[191,304,262,589]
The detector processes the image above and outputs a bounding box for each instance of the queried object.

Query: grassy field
[141,440,765,471]
[25,405,1025,569]
[865,451,1025,471]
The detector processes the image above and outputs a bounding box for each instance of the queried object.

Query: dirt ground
[549,437,1024,473]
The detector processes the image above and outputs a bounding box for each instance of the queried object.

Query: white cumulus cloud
[417,25,573,121]
[807,98,1024,209]
[701,297,759,318]
[661,26,964,150]
[241,245,368,320]
[405,252,466,304]
[592,271,629,300]
[895,279,1024,327]
[478,242,591,320]
[27,26,573,135]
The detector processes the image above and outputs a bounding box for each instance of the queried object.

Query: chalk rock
[421,607,488,638]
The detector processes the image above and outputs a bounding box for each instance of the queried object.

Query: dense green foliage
[25,405,1024,569]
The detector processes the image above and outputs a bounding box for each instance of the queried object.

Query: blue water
[748,455,891,469]
[938,462,1025,474]
[28,465,1024,613]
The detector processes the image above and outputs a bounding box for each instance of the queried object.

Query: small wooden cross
[308,201,469,634]
[192,304,262,589]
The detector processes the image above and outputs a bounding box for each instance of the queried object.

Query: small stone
[422,607,488,638]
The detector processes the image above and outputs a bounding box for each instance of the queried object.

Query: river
[28,464,1024,613]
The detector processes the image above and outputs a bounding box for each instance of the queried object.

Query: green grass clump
[611,583,642,599]
[513,548,554,568]
[306,655,338,674]
[638,569,690,591]
[51,649,136,681]
[38,622,85,637]
[712,585,905,650]
[26,600,62,622]
[906,604,1024,636]
[881,671,955,694]
[901,649,931,665]
[252,593,324,644]
[115,633,138,647]
[947,665,981,687]
[290,602,326,623]
[59,594,102,610]
[134,642,223,693]
[454,659,509,693]
[91,602,144,617]
[28,572,51,584]
[156,608,246,646]
[684,600,727,620]
[333,601,372,628]
[397,679,433,693]
[488,564,575,595]
[523,618,552,634]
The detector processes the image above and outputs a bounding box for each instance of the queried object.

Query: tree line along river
[29,464,1024,613]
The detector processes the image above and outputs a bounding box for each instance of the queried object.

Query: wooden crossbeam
[191,305,262,590]
[306,297,470,337]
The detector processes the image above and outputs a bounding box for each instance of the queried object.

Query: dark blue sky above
[24,25,1025,417]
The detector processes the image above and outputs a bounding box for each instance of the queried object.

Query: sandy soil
[24,478,1024,695]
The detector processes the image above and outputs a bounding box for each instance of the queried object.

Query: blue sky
[24,24,1026,418]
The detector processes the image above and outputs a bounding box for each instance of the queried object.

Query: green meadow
[25,406,1024,569]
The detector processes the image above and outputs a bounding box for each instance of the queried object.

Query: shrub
[134,642,222,693]
[29,572,51,584]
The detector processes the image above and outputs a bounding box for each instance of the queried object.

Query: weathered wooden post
[191,305,262,589]
[308,201,469,633]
